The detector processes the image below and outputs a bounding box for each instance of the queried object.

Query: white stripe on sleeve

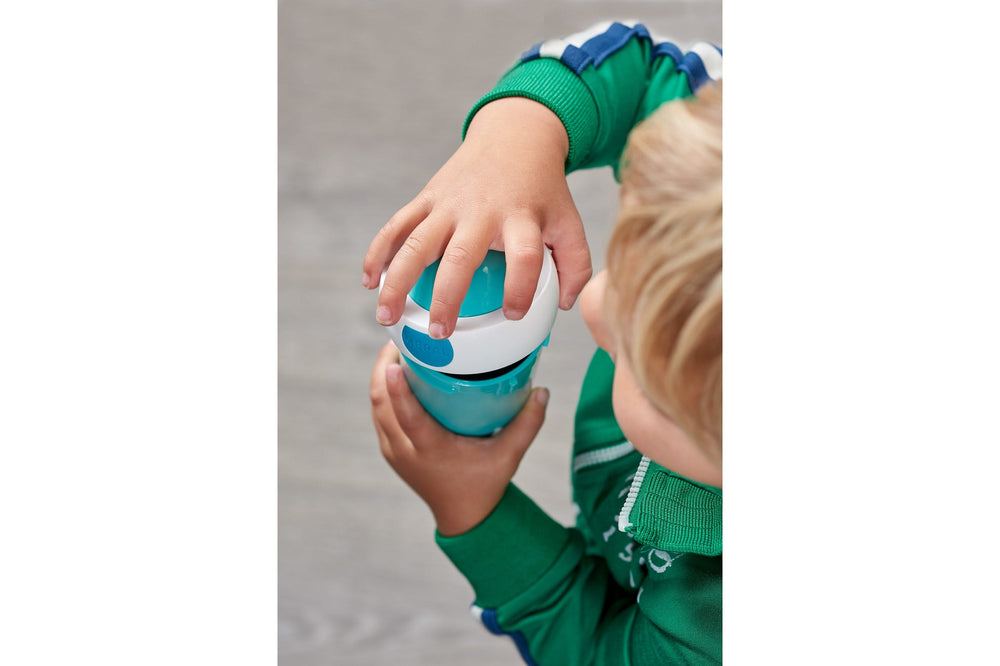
[690,41,723,80]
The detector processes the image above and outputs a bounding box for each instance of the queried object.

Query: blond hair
[606,81,722,462]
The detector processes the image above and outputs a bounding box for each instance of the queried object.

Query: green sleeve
[436,484,722,665]
[462,22,712,175]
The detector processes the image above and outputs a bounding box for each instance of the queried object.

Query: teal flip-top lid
[409,250,507,317]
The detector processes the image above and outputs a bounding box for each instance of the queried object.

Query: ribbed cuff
[462,58,600,172]
[435,483,572,608]
[623,462,723,557]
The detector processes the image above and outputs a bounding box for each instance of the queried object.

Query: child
[369,22,722,665]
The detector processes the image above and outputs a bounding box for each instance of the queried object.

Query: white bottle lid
[380,248,559,375]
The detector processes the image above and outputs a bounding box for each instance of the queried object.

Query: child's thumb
[496,387,549,459]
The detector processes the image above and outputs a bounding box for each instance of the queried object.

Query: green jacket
[463,20,722,176]
[437,22,723,665]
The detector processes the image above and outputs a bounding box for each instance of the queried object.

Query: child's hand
[362,97,593,340]
[369,342,549,536]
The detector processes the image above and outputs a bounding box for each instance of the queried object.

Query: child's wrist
[432,491,504,538]
[465,97,569,165]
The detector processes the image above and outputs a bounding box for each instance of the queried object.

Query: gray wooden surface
[278,2,721,663]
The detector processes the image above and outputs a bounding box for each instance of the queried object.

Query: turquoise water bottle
[379,249,559,436]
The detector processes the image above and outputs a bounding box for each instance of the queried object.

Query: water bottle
[379,248,559,436]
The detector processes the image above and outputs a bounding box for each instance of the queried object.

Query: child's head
[580,81,722,486]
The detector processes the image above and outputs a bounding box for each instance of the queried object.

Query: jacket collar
[618,456,722,556]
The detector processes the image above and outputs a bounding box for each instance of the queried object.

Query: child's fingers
[426,226,496,340]
[369,341,399,395]
[500,215,544,321]
[371,414,403,465]
[369,343,415,460]
[368,341,402,412]
[494,387,549,463]
[549,227,593,311]
[384,361,448,448]
[363,195,433,289]
[376,216,453,327]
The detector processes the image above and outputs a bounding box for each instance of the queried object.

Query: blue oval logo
[401,325,454,367]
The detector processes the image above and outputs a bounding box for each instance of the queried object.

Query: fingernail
[535,388,549,406]
[362,272,372,289]
[505,308,525,321]
[386,364,403,384]
[428,322,446,340]
[376,305,392,325]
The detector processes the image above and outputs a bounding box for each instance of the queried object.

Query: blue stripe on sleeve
[480,608,538,666]
[520,42,542,63]
[580,21,652,69]
[518,23,722,91]
[651,41,684,66]
[521,22,656,75]
[678,51,711,91]
[560,44,593,74]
